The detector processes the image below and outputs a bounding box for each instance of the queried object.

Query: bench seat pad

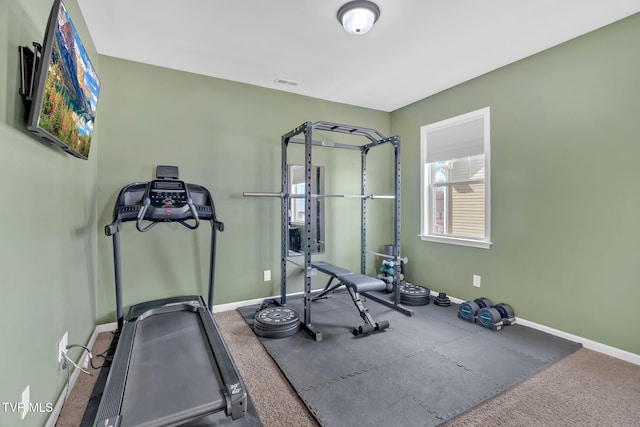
[340,274,386,293]
[311,261,385,292]
[312,261,353,277]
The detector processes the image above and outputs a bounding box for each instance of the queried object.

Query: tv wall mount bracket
[18,42,43,112]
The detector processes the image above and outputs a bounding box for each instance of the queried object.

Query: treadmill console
[105,166,222,235]
[146,179,192,220]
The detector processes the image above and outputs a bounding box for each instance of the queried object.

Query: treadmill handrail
[135,197,157,232]
[134,301,199,321]
[198,306,247,420]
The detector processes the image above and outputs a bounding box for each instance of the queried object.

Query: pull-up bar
[243,192,395,199]
[311,121,388,145]
[288,137,362,151]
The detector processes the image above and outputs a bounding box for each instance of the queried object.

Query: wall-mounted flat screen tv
[21,0,100,160]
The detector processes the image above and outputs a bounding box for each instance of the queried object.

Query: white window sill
[419,234,492,249]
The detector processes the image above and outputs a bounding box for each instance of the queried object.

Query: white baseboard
[212,296,267,313]
[211,289,322,313]
[430,291,640,366]
[95,322,117,334]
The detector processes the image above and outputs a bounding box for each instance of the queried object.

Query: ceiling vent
[274,78,300,87]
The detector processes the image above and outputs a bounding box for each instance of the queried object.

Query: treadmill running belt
[120,311,225,426]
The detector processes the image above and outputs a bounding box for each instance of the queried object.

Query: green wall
[392,13,640,354]
[95,56,392,323]
[0,0,99,425]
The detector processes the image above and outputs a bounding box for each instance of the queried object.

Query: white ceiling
[77,0,640,112]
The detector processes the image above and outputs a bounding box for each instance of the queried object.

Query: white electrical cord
[61,344,93,403]
[64,344,93,375]
[62,352,91,376]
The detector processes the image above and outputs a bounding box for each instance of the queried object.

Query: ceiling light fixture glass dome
[337,1,380,35]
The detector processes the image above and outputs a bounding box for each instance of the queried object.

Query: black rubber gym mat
[238,291,581,426]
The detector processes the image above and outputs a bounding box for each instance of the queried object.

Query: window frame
[419,107,492,249]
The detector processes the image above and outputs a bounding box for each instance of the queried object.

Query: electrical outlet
[21,385,29,420]
[263,270,271,281]
[58,332,68,363]
[473,275,481,288]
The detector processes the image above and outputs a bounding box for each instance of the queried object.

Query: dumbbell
[493,302,516,326]
[474,297,493,309]
[458,301,478,321]
[458,297,493,321]
[477,302,516,330]
[494,303,515,320]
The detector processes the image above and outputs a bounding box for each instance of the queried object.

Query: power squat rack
[245,121,413,341]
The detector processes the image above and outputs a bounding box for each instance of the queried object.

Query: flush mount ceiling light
[337,1,380,35]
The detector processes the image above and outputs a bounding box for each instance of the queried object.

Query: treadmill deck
[94,296,247,427]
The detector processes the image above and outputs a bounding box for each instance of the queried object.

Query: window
[420,107,491,248]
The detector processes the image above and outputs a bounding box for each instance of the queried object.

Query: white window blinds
[425,117,485,164]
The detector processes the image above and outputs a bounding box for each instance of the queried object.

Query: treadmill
[95,166,247,427]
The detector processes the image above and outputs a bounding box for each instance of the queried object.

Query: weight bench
[311,261,390,336]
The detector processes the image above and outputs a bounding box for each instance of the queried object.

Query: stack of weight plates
[253,306,300,338]
[434,292,452,307]
[399,284,431,306]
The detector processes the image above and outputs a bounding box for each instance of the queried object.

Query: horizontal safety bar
[365,250,408,264]
[286,258,318,276]
[243,192,395,199]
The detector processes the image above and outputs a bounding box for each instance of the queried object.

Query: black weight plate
[401,294,430,306]
[434,292,451,307]
[254,321,300,338]
[402,299,429,306]
[399,284,429,296]
[254,307,299,330]
[399,284,431,305]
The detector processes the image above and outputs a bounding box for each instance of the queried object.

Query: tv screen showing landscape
[28,0,100,160]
